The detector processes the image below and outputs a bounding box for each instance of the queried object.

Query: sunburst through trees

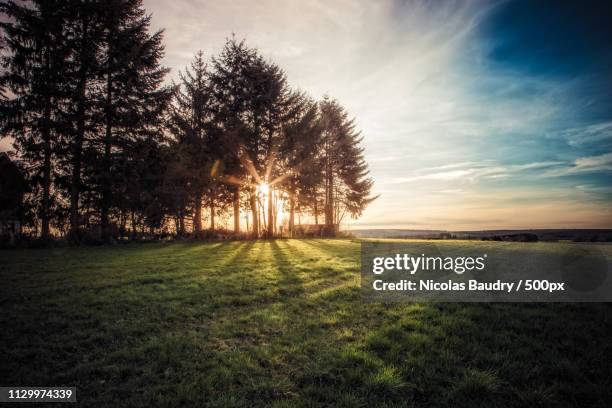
[0,1,375,241]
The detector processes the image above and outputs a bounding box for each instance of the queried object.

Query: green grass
[1,239,611,407]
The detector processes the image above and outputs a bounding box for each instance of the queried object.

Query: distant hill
[347,229,446,238]
[347,228,612,242]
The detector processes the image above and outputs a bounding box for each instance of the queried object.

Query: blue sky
[144,0,612,229]
[4,0,609,229]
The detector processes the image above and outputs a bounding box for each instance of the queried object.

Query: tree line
[0,0,375,242]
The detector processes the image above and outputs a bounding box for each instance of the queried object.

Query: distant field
[1,239,611,407]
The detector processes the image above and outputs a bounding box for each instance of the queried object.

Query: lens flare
[259,183,270,195]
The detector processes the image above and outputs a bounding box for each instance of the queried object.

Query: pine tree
[118,136,167,239]
[319,97,375,231]
[168,51,214,234]
[94,0,171,240]
[160,146,191,237]
[60,1,105,239]
[209,38,261,237]
[252,59,298,238]
[277,94,322,236]
[1,0,71,239]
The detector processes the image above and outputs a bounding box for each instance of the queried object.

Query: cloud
[389,160,565,184]
[136,1,612,229]
[0,0,609,229]
[559,121,612,147]
[393,169,473,183]
[346,184,612,230]
[541,152,612,177]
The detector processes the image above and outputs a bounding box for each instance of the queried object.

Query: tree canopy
[1,2,375,242]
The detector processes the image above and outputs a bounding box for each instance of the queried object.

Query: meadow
[1,239,611,407]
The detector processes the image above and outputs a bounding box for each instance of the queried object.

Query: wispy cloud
[389,160,565,184]
[142,0,612,229]
[558,121,612,147]
[541,152,612,177]
[1,1,610,228]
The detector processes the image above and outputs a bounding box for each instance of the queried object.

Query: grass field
[1,239,611,407]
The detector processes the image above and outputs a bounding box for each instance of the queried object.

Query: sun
[258,183,270,195]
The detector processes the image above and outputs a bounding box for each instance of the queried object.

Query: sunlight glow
[259,183,270,195]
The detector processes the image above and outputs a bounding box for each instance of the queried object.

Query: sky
[3,0,611,230]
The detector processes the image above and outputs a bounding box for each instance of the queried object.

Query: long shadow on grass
[284,240,358,294]
[270,240,306,298]
[215,241,257,271]
[282,244,357,300]
[298,239,357,258]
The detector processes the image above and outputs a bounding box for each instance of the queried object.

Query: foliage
[1,3,375,242]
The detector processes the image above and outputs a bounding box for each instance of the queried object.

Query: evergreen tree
[209,38,261,236]
[41,0,104,239]
[161,145,191,236]
[94,0,171,240]
[59,1,105,239]
[245,57,297,238]
[1,0,71,239]
[3,11,376,241]
[277,94,322,236]
[118,135,168,239]
[168,51,215,234]
[0,152,28,242]
[319,97,375,231]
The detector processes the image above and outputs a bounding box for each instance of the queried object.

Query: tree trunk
[130,210,136,240]
[41,129,51,239]
[233,186,240,233]
[69,19,90,239]
[70,77,87,238]
[314,197,318,225]
[250,187,258,238]
[267,186,273,238]
[40,52,52,240]
[259,199,266,233]
[101,69,113,240]
[179,211,185,236]
[193,190,202,233]
[41,108,52,240]
[324,169,334,227]
[289,195,295,238]
[209,196,215,230]
[118,210,126,239]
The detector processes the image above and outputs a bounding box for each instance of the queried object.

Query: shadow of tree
[271,240,306,297]
[4,241,612,407]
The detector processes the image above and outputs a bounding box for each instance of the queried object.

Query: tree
[160,144,192,237]
[93,0,171,240]
[210,38,303,238]
[118,136,168,239]
[1,0,71,239]
[276,94,322,236]
[319,97,375,231]
[255,60,299,238]
[209,37,261,236]
[60,1,105,239]
[0,153,28,243]
[3,14,375,241]
[168,51,215,234]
